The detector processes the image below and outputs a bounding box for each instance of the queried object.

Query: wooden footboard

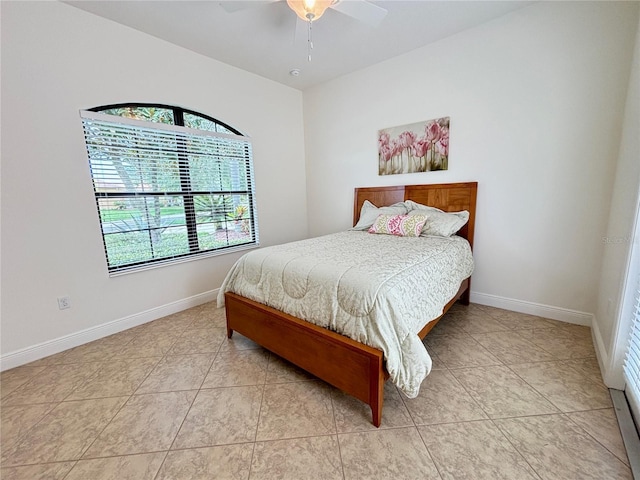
[225,292,387,426]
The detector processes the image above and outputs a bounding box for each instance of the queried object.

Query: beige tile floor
[0,302,633,479]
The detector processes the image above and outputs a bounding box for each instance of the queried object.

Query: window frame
[81,103,259,275]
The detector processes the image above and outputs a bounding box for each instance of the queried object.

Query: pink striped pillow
[368,214,428,237]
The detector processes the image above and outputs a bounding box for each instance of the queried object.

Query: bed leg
[371,401,383,428]
[370,372,385,428]
[460,289,470,305]
[460,280,471,305]
[224,304,234,338]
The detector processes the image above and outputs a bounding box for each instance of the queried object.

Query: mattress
[217,230,474,397]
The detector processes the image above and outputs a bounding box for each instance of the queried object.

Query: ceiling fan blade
[330,0,387,27]
[218,1,276,13]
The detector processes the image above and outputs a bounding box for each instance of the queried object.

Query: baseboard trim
[0,289,219,372]
[592,313,628,390]
[591,315,619,389]
[2,289,594,371]
[470,291,593,326]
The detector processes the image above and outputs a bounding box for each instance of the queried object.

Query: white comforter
[217,231,474,397]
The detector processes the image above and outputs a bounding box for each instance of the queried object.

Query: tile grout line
[328,385,347,480]
[562,411,632,469]
[501,363,565,414]
[143,311,218,479]
[414,424,446,480]
[136,322,208,453]
[503,360,609,415]
[75,383,148,463]
[488,417,545,480]
[73,323,181,467]
[0,401,61,461]
[441,363,494,422]
[246,382,268,479]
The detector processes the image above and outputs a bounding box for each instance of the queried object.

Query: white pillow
[351,200,408,231]
[405,200,469,237]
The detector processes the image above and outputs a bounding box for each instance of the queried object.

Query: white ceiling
[66,0,532,90]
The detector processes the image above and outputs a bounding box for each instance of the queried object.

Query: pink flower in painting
[378,131,390,149]
[391,138,403,157]
[411,137,429,158]
[435,126,449,155]
[379,144,393,162]
[425,121,442,143]
[399,131,416,150]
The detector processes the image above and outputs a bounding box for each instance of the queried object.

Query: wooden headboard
[353,182,478,248]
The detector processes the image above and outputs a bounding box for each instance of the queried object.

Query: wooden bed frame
[225,182,477,427]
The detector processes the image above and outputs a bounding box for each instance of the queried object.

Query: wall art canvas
[378,117,450,175]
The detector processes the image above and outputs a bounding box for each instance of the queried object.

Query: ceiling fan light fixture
[286,0,334,22]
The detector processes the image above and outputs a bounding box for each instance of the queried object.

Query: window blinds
[80,110,258,274]
[624,273,640,422]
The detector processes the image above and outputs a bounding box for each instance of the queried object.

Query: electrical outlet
[57,296,71,310]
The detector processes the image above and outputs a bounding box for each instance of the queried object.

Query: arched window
[80,103,258,274]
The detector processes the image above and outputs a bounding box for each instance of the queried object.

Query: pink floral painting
[378,117,450,175]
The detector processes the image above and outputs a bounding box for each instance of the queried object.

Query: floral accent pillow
[368,214,428,237]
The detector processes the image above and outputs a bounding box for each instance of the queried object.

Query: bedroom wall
[303,1,640,323]
[1,2,307,366]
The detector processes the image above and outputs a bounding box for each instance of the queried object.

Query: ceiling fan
[219,0,388,28]
[220,0,387,61]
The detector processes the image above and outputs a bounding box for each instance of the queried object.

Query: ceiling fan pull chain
[307,18,314,62]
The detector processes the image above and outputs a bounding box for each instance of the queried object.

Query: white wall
[0,2,307,366]
[303,1,640,321]
[593,14,640,388]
